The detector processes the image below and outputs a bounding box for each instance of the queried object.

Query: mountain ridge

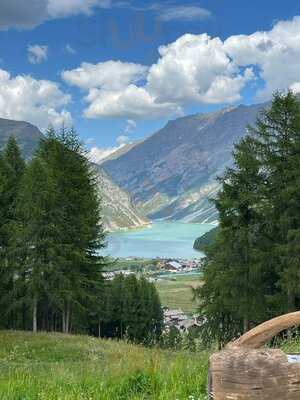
[102,101,266,223]
[0,117,147,232]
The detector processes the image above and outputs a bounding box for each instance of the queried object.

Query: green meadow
[156,275,201,314]
[1,330,300,399]
[0,331,209,400]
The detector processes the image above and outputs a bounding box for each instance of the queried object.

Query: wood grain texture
[209,312,300,399]
[210,348,300,399]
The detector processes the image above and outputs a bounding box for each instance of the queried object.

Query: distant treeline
[195,92,300,347]
[0,128,163,344]
[193,227,218,252]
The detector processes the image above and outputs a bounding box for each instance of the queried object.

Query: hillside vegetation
[2,331,300,400]
[193,227,218,252]
[0,331,209,400]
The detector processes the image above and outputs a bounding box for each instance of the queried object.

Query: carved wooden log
[209,312,300,399]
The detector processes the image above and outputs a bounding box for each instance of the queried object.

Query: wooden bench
[209,312,300,399]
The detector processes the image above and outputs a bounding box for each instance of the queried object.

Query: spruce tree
[0,137,25,329]
[195,92,300,346]
[13,157,58,332]
[37,127,106,333]
[249,91,300,312]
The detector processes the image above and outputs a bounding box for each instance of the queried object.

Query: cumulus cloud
[62,16,300,119]
[62,60,180,118]
[0,69,72,130]
[0,0,111,30]
[28,45,48,64]
[62,60,148,91]
[157,5,211,22]
[146,34,253,105]
[62,34,251,118]
[224,16,300,100]
[83,85,181,119]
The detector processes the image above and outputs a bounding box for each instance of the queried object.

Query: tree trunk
[33,297,37,333]
[98,319,101,338]
[65,304,70,334]
[62,311,66,333]
[62,303,71,334]
[287,289,296,312]
[243,318,249,334]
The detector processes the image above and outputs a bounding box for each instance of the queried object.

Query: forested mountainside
[0,118,147,231]
[102,103,265,223]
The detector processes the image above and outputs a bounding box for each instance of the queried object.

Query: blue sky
[0,0,300,161]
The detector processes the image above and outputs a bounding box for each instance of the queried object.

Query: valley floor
[0,331,208,400]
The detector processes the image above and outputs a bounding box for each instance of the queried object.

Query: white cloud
[89,138,128,164]
[224,16,300,100]
[157,6,211,22]
[290,82,300,93]
[117,135,129,145]
[89,145,120,163]
[28,45,48,64]
[62,16,300,119]
[0,0,111,30]
[62,34,251,118]
[125,119,136,134]
[88,121,134,164]
[65,44,76,54]
[146,33,253,105]
[83,85,181,119]
[62,60,148,91]
[0,69,72,130]
[62,60,180,118]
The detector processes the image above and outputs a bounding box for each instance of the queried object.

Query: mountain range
[0,99,268,228]
[102,102,264,223]
[0,118,148,232]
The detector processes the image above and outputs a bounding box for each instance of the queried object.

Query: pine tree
[0,137,25,329]
[13,157,58,332]
[249,91,300,312]
[36,127,106,333]
[195,92,300,346]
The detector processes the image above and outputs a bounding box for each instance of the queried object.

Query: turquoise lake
[102,222,215,259]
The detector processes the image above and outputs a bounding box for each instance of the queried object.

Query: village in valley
[102,257,203,280]
[102,257,204,334]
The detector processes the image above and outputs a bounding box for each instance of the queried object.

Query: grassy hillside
[0,331,209,400]
[1,330,300,399]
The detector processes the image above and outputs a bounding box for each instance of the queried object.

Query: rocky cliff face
[0,117,147,231]
[103,102,265,223]
[93,165,149,231]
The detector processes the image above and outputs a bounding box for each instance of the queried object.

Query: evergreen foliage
[0,137,26,329]
[0,129,164,345]
[96,274,163,344]
[195,92,300,347]
[193,227,218,252]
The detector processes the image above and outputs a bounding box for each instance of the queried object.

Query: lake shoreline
[102,221,215,260]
